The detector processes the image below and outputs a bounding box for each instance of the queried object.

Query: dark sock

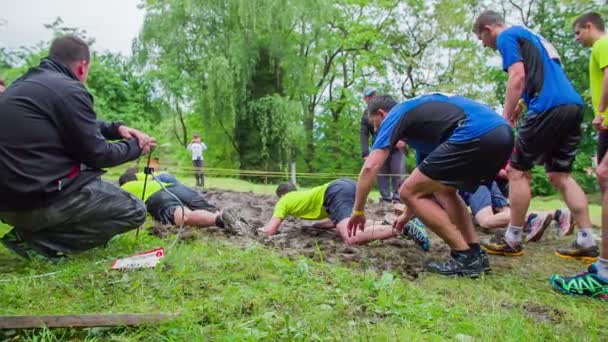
[468,243,481,253]
[452,249,475,259]
[215,215,225,228]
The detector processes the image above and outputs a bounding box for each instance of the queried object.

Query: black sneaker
[425,251,485,277]
[1,230,65,262]
[478,248,491,272]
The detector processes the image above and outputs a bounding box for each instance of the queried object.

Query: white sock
[576,228,595,248]
[505,225,523,246]
[596,258,608,280]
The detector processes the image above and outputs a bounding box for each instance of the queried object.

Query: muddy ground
[151,189,570,280]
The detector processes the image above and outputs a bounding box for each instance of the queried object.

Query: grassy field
[0,177,606,341]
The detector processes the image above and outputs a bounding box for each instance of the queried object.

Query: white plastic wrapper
[110,248,165,270]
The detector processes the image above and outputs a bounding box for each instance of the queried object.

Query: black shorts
[418,125,514,192]
[598,131,608,165]
[323,178,356,224]
[511,104,583,172]
[145,184,217,224]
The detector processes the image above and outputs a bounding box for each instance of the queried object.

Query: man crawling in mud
[118,172,253,236]
[260,179,429,249]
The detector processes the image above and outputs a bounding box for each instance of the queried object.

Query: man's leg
[1,179,147,258]
[377,156,392,202]
[401,169,486,276]
[476,206,510,230]
[400,169,469,251]
[389,149,405,201]
[598,149,608,279]
[548,172,592,229]
[336,219,396,245]
[434,187,478,244]
[173,207,218,227]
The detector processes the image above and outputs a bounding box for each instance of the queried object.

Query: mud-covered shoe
[554,208,574,236]
[555,241,599,263]
[221,208,257,237]
[525,212,553,242]
[399,217,430,252]
[550,264,608,300]
[478,248,491,272]
[481,230,524,256]
[426,251,485,277]
[0,230,65,262]
[0,230,31,259]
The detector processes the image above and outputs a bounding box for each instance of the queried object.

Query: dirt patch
[148,189,567,280]
[148,189,452,279]
[524,303,563,323]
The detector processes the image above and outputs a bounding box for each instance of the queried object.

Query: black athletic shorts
[511,104,583,172]
[323,178,356,224]
[598,131,608,165]
[145,184,217,224]
[418,125,514,192]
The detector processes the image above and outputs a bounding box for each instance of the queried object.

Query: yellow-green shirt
[590,35,608,114]
[121,180,171,202]
[272,183,330,220]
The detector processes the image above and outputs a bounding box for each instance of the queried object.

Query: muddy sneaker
[0,230,32,259]
[555,241,599,263]
[399,217,430,252]
[554,208,574,236]
[425,251,484,277]
[525,212,553,242]
[550,264,608,300]
[0,230,65,262]
[478,248,491,272]
[220,208,256,237]
[481,230,524,256]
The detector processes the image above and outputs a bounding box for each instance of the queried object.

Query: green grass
[0,178,606,340]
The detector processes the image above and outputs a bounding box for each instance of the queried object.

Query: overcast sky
[0,0,145,55]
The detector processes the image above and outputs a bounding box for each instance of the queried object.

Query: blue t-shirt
[371,93,508,156]
[496,26,582,115]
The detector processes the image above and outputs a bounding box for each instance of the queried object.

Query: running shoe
[481,230,524,256]
[550,264,608,300]
[426,251,485,277]
[555,241,599,263]
[399,217,430,252]
[525,212,554,242]
[0,229,65,262]
[554,208,574,236]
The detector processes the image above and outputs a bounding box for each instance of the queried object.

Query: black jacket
[0,58,141,211]
[360,109,376,158]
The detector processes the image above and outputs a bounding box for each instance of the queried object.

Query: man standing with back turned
[473,11,598,261]
[0,35,154,261]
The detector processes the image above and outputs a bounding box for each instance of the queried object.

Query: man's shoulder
[593,35,608,54]
[28,66,89,96]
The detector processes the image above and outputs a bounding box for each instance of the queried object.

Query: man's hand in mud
[347,214,366,237]
[259,226,278,236]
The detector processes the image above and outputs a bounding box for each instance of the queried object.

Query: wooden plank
[0,313,176,329]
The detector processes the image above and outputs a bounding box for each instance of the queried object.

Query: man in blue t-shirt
[347,93,513,277]
[473,11,597,261]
